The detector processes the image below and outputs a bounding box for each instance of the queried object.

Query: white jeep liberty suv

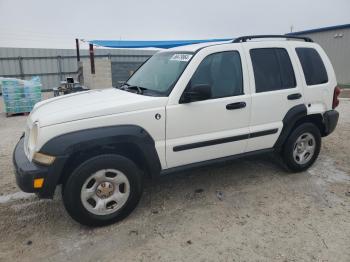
[13,35,340,226]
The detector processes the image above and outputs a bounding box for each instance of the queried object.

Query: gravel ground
[0,93,349,262]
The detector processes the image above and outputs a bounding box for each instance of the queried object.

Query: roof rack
[232,35,313,43]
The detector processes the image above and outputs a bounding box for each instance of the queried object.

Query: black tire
[282,123,321,172]
[62,154,143,227]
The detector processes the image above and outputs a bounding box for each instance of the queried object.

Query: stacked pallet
[1,77,42,116]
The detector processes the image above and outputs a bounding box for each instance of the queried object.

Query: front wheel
[62,154,143,227]
[282,123,321,172]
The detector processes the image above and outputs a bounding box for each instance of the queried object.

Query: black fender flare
[274,104,307,150]
[40,125,162,177]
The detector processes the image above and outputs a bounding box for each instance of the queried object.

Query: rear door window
[250,48,296,93]
[296,48,328,86]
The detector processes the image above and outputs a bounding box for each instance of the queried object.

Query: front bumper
[13,138,66,199]
[323,110,339,136]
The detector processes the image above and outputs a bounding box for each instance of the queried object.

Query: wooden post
[75,38,80,62]
[89,43,95,74]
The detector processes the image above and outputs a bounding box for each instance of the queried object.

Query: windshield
[126,51,194,96]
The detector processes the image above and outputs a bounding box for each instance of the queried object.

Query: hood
[29,88,168,127]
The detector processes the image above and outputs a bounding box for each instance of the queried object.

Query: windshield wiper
[126,85,145,94]
[116,82,130,90]
[118,83,148,94]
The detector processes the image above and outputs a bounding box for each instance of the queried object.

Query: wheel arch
[294,114,325,136]
[40,125,162,185]
[274,104,326,151]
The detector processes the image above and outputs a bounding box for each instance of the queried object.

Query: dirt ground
[0,93,349,262]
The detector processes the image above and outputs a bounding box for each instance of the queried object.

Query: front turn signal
[33,178,44,188]
[33,152,56,165]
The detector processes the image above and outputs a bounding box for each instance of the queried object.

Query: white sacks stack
[1,76,42,115]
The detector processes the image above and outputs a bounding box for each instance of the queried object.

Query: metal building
[0,47,156,90]
[288,24,350,86]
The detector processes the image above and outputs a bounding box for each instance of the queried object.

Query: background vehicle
[13,35,340,226]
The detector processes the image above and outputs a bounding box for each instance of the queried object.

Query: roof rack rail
[232,35,313,43]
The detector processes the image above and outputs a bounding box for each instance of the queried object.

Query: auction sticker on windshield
[170,54,193,62]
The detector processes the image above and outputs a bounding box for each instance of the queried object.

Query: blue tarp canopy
[88,38,233,49]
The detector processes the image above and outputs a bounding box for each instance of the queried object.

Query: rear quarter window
[296,48,328,86]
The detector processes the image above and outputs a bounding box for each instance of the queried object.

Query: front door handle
[226,102,246,110]
[287,93,302,100]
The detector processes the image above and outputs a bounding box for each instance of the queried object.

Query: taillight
[332,86,341,109]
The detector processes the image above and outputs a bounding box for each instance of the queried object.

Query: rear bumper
[323,110,339,136]
[13,138,67,199]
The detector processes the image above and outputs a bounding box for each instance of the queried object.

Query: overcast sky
[0,0,349,49]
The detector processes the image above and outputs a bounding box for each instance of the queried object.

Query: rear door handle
[287,93,302,100]
[226,102,246,110]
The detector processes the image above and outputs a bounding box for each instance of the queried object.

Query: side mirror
[181,84,211,103]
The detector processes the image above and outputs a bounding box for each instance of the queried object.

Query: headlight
[28,122,39,151]
[33,152,56,165]
[26,122,56,165]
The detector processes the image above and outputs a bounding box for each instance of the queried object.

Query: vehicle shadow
[0,152,292,233]
[137,152,292,215]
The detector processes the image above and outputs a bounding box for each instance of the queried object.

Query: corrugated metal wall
[295,28,350,85]
[111,61,145,86]
[0,47,156,89]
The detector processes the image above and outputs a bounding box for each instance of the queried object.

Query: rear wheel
[282,123,321,172]
[62,154,143,227]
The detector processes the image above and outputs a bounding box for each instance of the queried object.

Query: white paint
[21,40,337,171]
[24,89,168,167]
[166,44,251,167]
[242,41,307,152]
